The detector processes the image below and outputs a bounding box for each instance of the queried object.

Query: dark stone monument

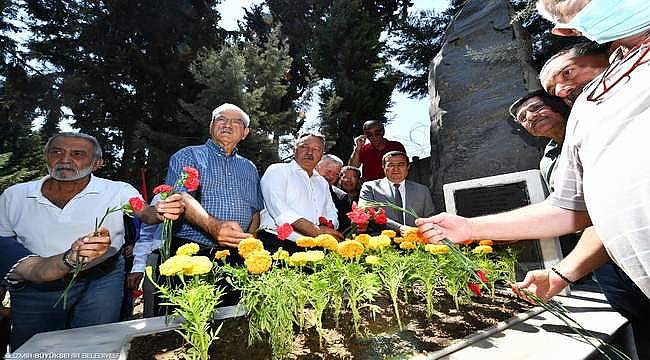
[428,0,542,210]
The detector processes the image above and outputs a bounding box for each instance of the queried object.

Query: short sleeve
[548,141,587,211]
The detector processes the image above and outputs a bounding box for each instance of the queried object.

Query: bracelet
[62,249,78,269]
[551,267,574,285]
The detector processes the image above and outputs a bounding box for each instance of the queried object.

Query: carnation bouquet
[152,166,200,262]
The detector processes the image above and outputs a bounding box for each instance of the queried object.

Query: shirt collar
[290,160,318,179]
[383,178,405,188]
[27,174,101,199]
[206,139,238,157]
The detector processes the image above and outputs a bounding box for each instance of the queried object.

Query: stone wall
[428,0,543,210]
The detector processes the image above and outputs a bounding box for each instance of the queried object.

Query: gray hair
[296,132,326,152]
[319,154,344,167]
[45,132,103,161]
[362,120,384,131]
[540,41,609,81]
[211,103,250,128]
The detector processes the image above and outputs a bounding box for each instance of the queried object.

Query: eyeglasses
[214,116,245,127]
[515,102,547,124]
[587,39,650,102]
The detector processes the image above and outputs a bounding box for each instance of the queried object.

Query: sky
[217,0,450,159]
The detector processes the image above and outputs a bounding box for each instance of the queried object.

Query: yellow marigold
[184,256,213,276]
[214,249,230,261]
[288,252,309,267]
[381,229,397,238]
[238,237,264,259]
[424,244,449,255]
[245,250,272,274]
[296,236,318,248]
[472,245,493,255]
[336,240,365,260]
[365,255,380,265]
[479,239,494,246]
[272,248,289,261]
[305,250,325,262]
[355,234,371,247]
[399,241,416,250]
[393,237,404,244]
[367,235,391,251]
[176,242,200,256]
[315,234,338,251]
[159,255,193,276]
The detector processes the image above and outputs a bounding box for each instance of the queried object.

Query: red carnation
[184,175,200,192]
[476,270,488,283]
[276,223,294,240]
[319,216,334,229]
[347,204,371,226]
[153,184,173,195]
[468,282,481,296]
[132,289,144,299]
[183,166,199,178]
[374,209,388,225]
[128,197,145,212]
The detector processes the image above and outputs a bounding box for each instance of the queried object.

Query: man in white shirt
[0,132,184,350]
[259,133,343,252]
[359,151,435,234]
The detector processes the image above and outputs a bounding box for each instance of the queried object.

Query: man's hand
[512,269,569,303]
[154,193,185,221]
[354,135,367,149]
[415,212,472,244]
[126,272,144,289]
[318,226,344,241]
[211,220,253,248]
[69,228,111,264]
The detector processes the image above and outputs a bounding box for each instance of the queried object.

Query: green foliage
[180,27,300,172]
[375,251,412,330]
[409,250,449,319]
[147,269,225,360]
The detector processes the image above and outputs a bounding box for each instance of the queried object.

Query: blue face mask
[556,0,650,44]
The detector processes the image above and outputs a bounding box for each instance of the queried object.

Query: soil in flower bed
[127,288,532,360]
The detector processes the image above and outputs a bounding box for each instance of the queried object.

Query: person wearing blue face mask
[416,1,650,356]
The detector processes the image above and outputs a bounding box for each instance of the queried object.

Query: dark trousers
[257,230,301,254]
[593,261,650,358]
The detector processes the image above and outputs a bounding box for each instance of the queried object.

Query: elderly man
[260,133,342,252]
[315,154,351,231]
[165,103,263,251]
[417,1,650,355]
[515,41,650,355]
[360,151,435,233]
[538,42,610,106]
[339,165,361,202]
[509,90,570,191]
[349,120,406,182]
[0,132,183,349]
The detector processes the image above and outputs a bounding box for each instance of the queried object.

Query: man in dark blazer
[359,151,435,232]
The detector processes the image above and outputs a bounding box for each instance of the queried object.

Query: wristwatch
[62,248,78,269]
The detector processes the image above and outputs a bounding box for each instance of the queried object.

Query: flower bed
[127,287,532,359]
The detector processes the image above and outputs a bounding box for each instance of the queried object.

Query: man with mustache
[0,132,184,350]
[259,133,343,253]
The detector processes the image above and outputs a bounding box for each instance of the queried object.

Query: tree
[179,27,301,173]
[22,0,224,183]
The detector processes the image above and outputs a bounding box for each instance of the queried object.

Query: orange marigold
[479,239,494,246]
[354,234,371,248]
[214,249,230,261]
[380,229,397,238]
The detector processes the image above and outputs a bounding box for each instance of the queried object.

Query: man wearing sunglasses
[348,120,406,182]
[417,2,650,353]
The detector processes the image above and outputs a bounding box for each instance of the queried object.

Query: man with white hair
[316,154,351,230]
[417,0,650,304]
